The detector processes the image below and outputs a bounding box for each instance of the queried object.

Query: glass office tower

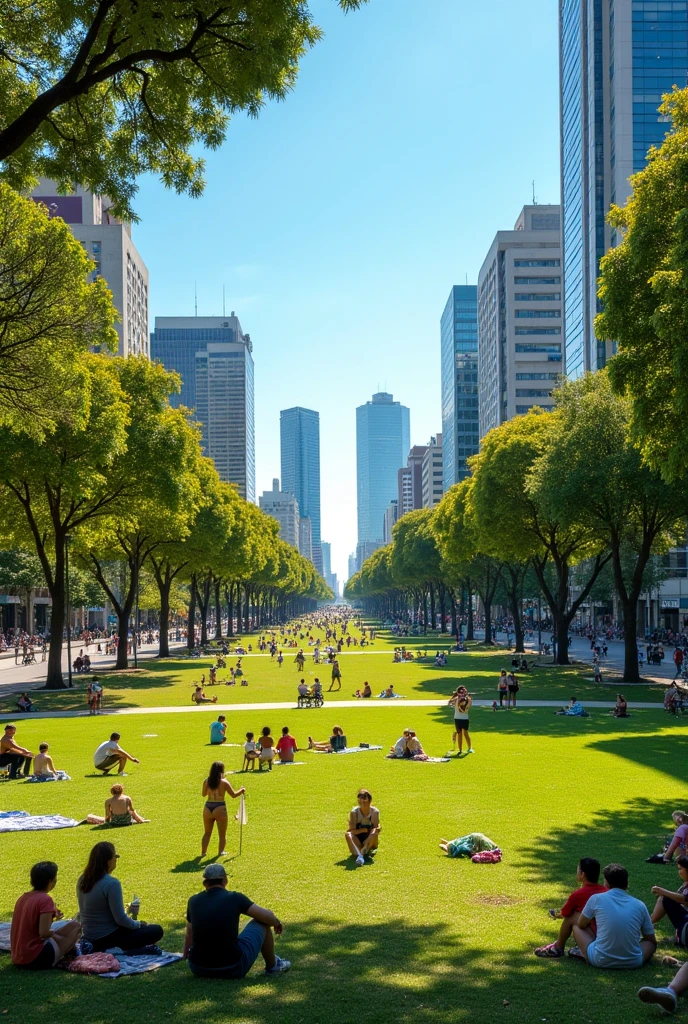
[356,393,410,547]
[440,285,479,490]
[280,407,323,574]
[560,0,688,378]
[151,315,255,502]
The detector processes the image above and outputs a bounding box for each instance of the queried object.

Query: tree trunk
[622,598,640,683]
[439,585,446,633]
[484,598,493,645]
[214,578,223,640]
[158,576,171,658]
[226,584,234,636]
[429,584,436,632]
[187,574,197,650]
[244,587,250,633]
[116,607,131,669]
[46,582,66,688]
[235,585,242,635]
[197,576,211,646]
[450,590,457,637]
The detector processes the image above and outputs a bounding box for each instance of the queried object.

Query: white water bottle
[130,894,140,920]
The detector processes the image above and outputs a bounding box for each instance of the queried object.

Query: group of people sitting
[72,651,91,673]
[664,681,688,714]
[386,729,428,760]
[297,678,323,700]
[16,692,36,713]
[392,648,415,662]
[243,727,299,769]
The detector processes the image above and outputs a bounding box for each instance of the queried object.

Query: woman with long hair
[201,761,245,858]
[77,841,163,951]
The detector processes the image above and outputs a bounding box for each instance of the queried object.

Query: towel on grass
[95,950,183,978]
[313,745,383,755]
[0,812,85,832]
[0,810,28,819]
[24,772,71,783]
[0,923,10,951]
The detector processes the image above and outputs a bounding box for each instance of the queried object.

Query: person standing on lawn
[448,687,473,755]
[183,863,290,977]
[201,761,246,857]
[328,658,342,691]
[534,858,606,958]
[571,863,656,968]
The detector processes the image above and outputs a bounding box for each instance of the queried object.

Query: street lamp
[65,534,73,689]
[133,576,139,669]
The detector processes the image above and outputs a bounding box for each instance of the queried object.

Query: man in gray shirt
[572,863,656,968]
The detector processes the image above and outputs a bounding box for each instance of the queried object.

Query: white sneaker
[638,986,677,1013]
[467,749,474,754]
[265,955,291,974]
[117,771,128,776]
[355,854,364,866]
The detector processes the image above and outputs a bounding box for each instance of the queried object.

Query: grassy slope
[0,626,666,714]
[1,704,686,1024]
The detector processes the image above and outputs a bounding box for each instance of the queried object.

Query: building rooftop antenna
[194,281,198,316]
[532,180,538,205]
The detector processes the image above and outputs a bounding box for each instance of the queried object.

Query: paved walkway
[13,697,668,721]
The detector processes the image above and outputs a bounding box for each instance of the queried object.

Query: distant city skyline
[280,407,323,574]
[356,391,410,551]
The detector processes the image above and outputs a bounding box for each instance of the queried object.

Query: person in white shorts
[572,863,656,968]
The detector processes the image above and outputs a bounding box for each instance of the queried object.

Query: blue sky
[133,0,561,584]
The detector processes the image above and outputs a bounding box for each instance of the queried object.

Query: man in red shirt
[674,647,684,679]
[11,861,81,969]
[534,858,606,958]
[275,727,299,764]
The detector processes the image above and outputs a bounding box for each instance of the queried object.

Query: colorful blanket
[0,811,85,832]
[24,772,71,783]
[97,950,183,978]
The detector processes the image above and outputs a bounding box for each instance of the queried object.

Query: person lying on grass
[184,863,290,978]
[534,857,606,958]
[308,726,347,752]
[650,854,688,945]
[11,860,81,970]
[570,862,656,968]
[78,841,164,952]
[346,789,380,867]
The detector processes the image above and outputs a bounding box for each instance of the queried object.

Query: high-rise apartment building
[397,466,413,517]
[421,434,444,508]
[321,541,338,593]
[299,518,313,562]
[280,408,322,574]
[356,392,410,548]
[560,0,688,378]
[150,315,255,501]
[478,206,562,437]
[383,499,399,543]
[440,285,479,490]
[31,179,149,358]
[259,479,299,549]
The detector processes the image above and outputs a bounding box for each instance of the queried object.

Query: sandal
[567,946,586,961]
[534,943,564,959]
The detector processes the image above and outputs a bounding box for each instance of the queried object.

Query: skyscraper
[356,392,410,548]
[259,479,299,549]
[31,179,149,358]
[280,407,322,574]
[560,0,688,378]
[150,315,255,501]
[440,285,479,490]
[478,205,562,437]
[348,553,357,580]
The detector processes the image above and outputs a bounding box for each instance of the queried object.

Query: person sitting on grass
[93,732,140,776]
[243,732,259,770]
[16,693,35,713]
[193,685,218,705]
[0,723,34,779]
[10,861,81,970]
[534,857,606,958]
[638,957,688,1013]
[345,789,381,867]
[210,716,227,745]
[405,730,428,760]
[663,811,688,863]
[650,854,688,945]
[570,862,656,968]
[258,726,275,770]
[275,727,298,763]
[183,863,290,978]
[387,730,410,758]
[555,696,587,717]
[33,743,63,779]
[354,682,372,698]
[78,841,164,952]
[308,725,347,752]
[102,783,149,826]
[610,694,628,718]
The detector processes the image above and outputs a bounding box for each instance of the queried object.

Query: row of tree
[346,371,688,682]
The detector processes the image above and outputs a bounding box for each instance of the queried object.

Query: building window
[515,372,559,380]
[515,343,562,353]
[513,259,561,267]
[514,310,561,318]
[515,328,561,336]
[516,388,554,398]
[514,293,561,301]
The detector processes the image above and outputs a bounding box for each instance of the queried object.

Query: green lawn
[0,626,667,714]
[1,702,687,1023]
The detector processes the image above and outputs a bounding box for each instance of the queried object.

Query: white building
[478,205,562,438]
[259,479,299,549]
[421,434,444,508]
[31,179,149,358]
[383,499,398,544]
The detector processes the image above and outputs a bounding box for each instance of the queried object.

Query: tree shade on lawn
[0,705,685,1024]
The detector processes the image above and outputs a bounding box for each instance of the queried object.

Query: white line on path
[13,698,668,721]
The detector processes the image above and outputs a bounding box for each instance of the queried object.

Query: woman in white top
[449,687,474,755]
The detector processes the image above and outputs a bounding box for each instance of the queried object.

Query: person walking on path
[675,647,685,679]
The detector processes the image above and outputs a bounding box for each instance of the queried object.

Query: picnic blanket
[313,745,383,755]
[95,950,183,978]
[24,772,71,783]
[377,693,406,699]
[0,811,85,832]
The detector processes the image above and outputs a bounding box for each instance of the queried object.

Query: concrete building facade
[383,499,399,544]
[356,392,410,548]
[259,479,299,549]
[421,434,444,508]
[280,407,322,574]
[560,0,688,378]
[478,206,562,438]
[150,315,255,501]
[31,179,149,358]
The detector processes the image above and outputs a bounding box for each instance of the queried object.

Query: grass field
[1,687,687,1023]
[0,627,668,714]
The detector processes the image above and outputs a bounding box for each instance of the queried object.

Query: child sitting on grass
[243,732,259,769]
[534,858,606,958]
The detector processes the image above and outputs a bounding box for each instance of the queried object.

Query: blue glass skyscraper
[560,0,688,378]
[440,285,479,489]
[356,392,410,548]
[280,407,323,574]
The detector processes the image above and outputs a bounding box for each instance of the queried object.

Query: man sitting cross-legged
[570,862,656,968]
[183,863,290,978]
[534,857,606,958]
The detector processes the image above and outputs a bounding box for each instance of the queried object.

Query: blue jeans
[189,921,266,979]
